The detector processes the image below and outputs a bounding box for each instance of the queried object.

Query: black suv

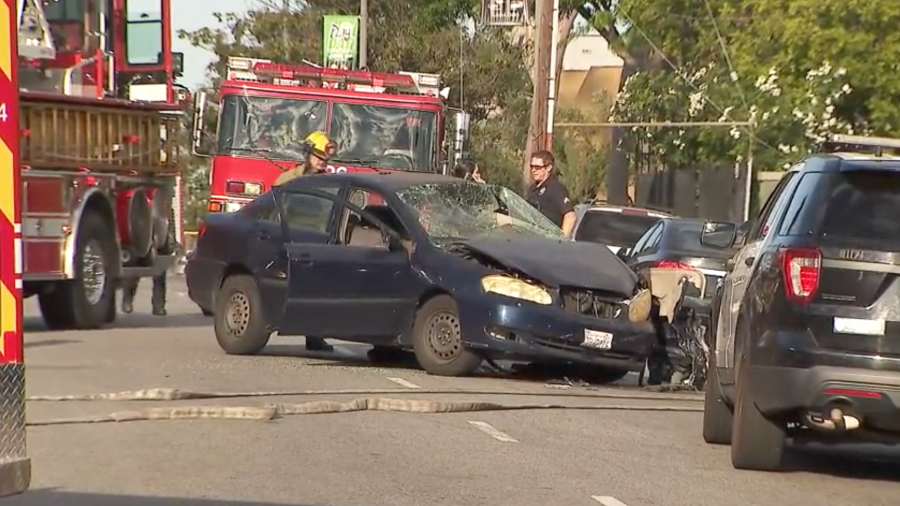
[700,134,900,471]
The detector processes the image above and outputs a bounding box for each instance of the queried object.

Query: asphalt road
[7,277,900,506]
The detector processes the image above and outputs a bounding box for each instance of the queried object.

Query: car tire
[731,365,786,471]
[412,295,482,376]
[702,353,733,445]
[38,211,117,330]
[213,274,271,355]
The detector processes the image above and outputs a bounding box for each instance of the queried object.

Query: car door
[278,187,418,340]
[243,194,290,328]
[717,167,801,374]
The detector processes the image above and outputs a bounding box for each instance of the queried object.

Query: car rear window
[819,170,900,245]
[575,211,662,246]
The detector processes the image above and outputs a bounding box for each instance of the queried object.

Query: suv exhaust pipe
[804,407,862,432]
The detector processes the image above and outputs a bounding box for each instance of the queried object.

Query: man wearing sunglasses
[272,131,338,187]
[526,150,576,237]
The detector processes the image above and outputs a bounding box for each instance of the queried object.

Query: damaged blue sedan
[186,172,662,379]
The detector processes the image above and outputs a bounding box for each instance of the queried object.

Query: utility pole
[281,0,289,50]
[522,0,552,192]
[359,0,368,68]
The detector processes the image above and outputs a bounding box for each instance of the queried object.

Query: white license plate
[834,317,885,336]
[582,329,614,350]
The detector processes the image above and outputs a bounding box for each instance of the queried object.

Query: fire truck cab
[15,0,187,330]
[191,56,470,213]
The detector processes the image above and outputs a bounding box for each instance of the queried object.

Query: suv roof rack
[819,134,900,157]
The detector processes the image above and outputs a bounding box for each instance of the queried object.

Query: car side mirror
[734,220,752,247]
[700,221,737,249]
[725,257,736,272]
[616,248,630,260]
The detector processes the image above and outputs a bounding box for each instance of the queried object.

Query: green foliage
[593,0,900,172]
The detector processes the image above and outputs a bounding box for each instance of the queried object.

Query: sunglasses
[530,163,550,170]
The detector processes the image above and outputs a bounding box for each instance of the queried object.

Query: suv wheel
[731,367,786,471]
[702,353,733,444]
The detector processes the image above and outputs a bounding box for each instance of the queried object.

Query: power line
[702,0,750,116]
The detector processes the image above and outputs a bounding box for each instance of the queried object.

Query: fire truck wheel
[38,211,117,330]
[214,274,271,355]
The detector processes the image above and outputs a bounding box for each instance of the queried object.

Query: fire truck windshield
[217,94,437,171]
[328,103,436,172]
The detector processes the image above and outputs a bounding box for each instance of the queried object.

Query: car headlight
[481,275,552,305]
[224,201,244,213]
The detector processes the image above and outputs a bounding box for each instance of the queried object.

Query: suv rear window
[575,211,662,246]
[819,170,900,244]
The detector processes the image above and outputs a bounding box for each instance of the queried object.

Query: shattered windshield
[329,104,436,171]
[396,182,567,242]
[217,94,328,160]
[216,94,437,170]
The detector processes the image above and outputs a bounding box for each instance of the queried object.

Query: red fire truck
[191,56,470,213]
[11,0,185,331]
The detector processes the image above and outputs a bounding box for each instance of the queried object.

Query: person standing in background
[451,159,486,183]
[526,150,576,237]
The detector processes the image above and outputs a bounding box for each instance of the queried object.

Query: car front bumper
[457,296,657,371]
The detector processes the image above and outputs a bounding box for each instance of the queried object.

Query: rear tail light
[780,247,821,303]
[653,260,694,270]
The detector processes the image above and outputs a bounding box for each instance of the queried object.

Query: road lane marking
[386,377,421,389]
[467,421,519,443]
[592,496,629,506]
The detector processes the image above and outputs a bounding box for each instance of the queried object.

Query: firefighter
[272,131,338,187]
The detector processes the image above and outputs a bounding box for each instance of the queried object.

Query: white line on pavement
[591,496,629,506]
[467,421,519,443]
[386,377,422,389]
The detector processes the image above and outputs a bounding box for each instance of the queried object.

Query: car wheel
[731,364,786,471]
[411,295,482,376]
[213,274,271,355]
[702,353,733,445]
[39,211,116,330]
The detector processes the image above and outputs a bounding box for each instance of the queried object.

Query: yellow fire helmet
[305,131,338,159]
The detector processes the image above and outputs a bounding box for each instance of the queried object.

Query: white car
[571,204,672,253]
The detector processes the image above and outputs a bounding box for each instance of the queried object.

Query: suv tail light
[780,247,821,303]
[653,260,693,270]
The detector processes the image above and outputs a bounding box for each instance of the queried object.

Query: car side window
[248,195,280,224]
[340,187,408,248]
[777,171,823,236]
[632,222,662,256]
[748,168,799,240]
[643,222,665,253]
[279,187,340,237]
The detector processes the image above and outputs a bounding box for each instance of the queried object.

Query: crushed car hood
[456,237,639,296]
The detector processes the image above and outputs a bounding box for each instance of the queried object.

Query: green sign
[322,15,360,70]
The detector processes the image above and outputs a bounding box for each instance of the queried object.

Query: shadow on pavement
[787,442,900,481]
[23,339,81,349]
[6,489,340,505]
[23,313,212,333]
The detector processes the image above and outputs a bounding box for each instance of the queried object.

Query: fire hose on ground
[24,387,704,426]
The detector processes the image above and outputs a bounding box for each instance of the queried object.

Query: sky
[172,0,254,89]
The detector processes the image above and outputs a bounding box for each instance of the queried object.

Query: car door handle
[253,229,271,240]
[297,253,313,266]
[744,256,755,267]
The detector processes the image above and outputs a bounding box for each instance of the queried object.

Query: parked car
[186,172,661,380]
[701,134,900,471]
[572,204,671,253]
[619,217,739,302]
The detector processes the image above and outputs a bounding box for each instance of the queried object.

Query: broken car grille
[559,287,623,320]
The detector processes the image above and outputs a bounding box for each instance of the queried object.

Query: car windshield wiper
[229,147,294,172]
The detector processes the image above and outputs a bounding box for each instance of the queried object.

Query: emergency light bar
[226,56,442,97]
[821,134,900,156]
